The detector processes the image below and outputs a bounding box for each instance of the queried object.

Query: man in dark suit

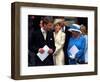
[29,17,55,66]
[63,26,71,65]
[61,21,71,65]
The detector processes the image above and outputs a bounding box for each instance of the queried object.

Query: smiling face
[54,23,62,33]
[72,31,80,38]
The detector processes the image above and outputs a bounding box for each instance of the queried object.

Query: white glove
[69,55,75,59]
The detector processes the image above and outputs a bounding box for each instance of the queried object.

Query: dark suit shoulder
[32,29,42,36]
[47,30,54,35]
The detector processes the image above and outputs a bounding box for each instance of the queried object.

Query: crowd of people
[28,16,88,66]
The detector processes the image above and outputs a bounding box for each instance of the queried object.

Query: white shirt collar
[41,27,46,33]
[41,27,47,40]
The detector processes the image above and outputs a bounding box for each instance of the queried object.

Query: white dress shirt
[41,28,47,40]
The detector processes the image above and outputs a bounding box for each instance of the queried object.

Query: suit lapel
[46,31,49,41]
[39,30,46,41]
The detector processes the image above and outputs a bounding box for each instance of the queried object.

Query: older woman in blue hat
[66,24,86,64]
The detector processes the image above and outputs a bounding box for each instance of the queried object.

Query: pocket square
[50,38,52,40]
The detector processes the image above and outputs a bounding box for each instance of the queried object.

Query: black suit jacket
[29,29,55,66]
[63,26,72,65]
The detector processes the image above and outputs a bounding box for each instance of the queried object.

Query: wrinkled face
[72,31,80,37]
[54,24,61,32]
[43,22,53,31]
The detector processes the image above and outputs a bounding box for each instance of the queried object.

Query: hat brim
[54,19,63,25]
[68,29,82,33]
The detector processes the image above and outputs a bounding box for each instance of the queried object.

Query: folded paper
[37,45,49,61]
[69,45,79,59]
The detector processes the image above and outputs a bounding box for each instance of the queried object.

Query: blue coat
[67,35,86,64]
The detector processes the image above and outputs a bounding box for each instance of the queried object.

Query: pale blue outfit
[83,35,88,63]
[67,35,86,64]
[66,24,86,64]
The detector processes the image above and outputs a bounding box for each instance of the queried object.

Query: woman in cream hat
[67,24,86,64]
[53,19,65,65]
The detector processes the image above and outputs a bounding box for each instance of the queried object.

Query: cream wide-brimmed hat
[53,18,64,25]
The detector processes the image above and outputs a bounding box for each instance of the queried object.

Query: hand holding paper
[69,45,79,59]
[69,54,75,59]
[43,45,49,52]
[48,48,53,54]
[38,48,45,54]
[37,45,50,61]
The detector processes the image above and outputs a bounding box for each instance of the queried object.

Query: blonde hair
[80,25,87,35]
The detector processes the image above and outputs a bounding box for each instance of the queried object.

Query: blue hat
[68,24,82,33]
